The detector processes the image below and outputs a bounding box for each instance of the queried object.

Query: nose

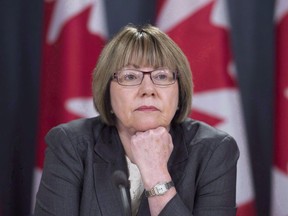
[138,73,156,96]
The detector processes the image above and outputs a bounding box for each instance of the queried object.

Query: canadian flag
[156,0,256,215]
[272,0,288,215]
[32,0,107,209]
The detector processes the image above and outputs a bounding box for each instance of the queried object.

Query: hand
[130,127,173,187]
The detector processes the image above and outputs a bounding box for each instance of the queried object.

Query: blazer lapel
[136,194,150,216]
[168,123,189,185]
[93,162,129,216]
[93,125,130,216]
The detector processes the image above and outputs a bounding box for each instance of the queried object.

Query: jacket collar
[168,122,189,166]
[93,125,125,163]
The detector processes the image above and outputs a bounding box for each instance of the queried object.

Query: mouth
[135,105,159,111]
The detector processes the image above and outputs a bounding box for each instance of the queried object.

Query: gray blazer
[34,117,239,216]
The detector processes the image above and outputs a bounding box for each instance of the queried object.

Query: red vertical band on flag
[36,1,106,169]
[275,12,288,175]
[165,3,235,92]
[156,0,255,215]
[273,1,288,214]
[32,0,107,209]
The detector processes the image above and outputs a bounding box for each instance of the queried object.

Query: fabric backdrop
[0,0,286,216]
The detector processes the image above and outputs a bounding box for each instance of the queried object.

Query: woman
[35,24,239,216]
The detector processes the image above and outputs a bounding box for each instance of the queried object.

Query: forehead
[113,32,177,71]
[117,50,176,71]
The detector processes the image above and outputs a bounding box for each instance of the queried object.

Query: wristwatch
[145,181,174,197]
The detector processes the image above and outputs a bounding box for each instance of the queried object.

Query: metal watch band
[145,181,174,197]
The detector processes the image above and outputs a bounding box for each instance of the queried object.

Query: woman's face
[110,65,179,135]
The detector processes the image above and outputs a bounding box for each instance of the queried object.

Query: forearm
[142,169,176,216]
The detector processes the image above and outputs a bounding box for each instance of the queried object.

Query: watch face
[155,184,167,195]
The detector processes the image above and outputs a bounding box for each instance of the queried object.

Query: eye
[118,70,142,83]
[123,72,138,81]
[153,70,170,81]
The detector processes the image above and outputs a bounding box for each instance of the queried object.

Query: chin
[133,121,169,132]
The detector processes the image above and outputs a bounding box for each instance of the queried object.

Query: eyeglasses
[112,68,178,86]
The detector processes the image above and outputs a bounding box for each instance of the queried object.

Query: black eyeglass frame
[112,68,179,86]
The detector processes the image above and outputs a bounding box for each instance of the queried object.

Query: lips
[136,105,159,111]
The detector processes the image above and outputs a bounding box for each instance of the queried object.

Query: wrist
[145,181,175,197]
[141,170,171,189]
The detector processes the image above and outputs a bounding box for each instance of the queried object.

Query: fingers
[130,127,173,177]
[129,127,173,188]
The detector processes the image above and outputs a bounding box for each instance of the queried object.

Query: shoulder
[176,118,239,171]
[48,116,103,137]
[45,116,105,152]
[180,118,238,152]
[179,118,240,186]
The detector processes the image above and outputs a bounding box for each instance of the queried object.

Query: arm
[160,135,239,216]
[34,126,83,216]
[127,125,239,216]
[193,136,239,215]
[128,127,176,216]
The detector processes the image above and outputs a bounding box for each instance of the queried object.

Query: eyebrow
[122,64,143,70]
[130,64,139,68]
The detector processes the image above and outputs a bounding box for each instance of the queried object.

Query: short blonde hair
[92,24,193,125]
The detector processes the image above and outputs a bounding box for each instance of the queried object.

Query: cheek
[167,87,179,111]
[111,92,125,113]
[110,83,123,110]
[169,96,179,114]
[110,89,117,111]
[110,86,132,117]
[110,86,120,114]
